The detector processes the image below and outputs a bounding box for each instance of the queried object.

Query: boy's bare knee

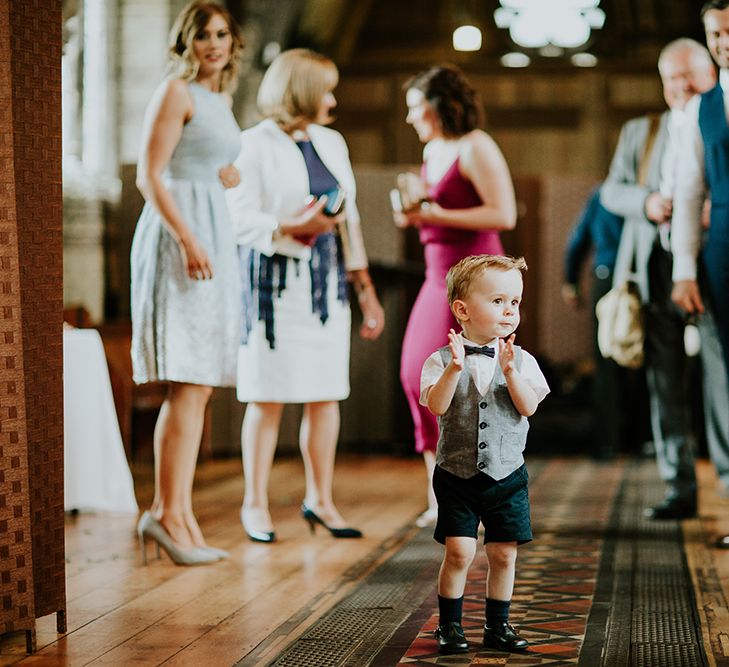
[445,540,477,570]
[486,542,517,568]
[445,551,473,571]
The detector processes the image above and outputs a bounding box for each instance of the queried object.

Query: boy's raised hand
[448,328,465,370]
[498,334,517,375]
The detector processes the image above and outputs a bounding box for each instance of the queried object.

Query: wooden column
[0,0,66,652]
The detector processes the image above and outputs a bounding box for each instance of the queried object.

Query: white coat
[226,118,368,271]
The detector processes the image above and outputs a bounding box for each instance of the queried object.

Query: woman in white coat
[227,49,385,542]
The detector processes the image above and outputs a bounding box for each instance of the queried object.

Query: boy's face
[453,268,523,343]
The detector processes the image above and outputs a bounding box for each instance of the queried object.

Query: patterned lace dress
[131,81,242,387]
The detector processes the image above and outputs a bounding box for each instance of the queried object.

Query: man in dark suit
[671,1,729,547]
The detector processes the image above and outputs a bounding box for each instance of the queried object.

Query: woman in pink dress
[395,65,517,527]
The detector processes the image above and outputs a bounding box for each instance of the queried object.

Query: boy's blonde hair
[257,49,339,131]
[446,254,528,306]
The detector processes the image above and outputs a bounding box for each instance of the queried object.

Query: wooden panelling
[485,107,581,129]
[0,0,66,650]
[0,0,35,642]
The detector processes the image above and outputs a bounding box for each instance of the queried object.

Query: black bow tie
[464,344,495,358]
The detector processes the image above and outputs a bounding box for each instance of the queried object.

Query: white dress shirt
[671,69,729,281]
[659,108,687,199]
[655,108,687,251]
[419,333,550,406]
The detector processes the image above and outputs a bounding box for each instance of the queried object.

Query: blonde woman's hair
[446,254,528,306]
[257,48,339,131]
[167,1,244,93]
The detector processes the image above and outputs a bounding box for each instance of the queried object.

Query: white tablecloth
[63,328,139,514]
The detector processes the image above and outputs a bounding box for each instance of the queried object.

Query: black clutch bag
[321,186,346,217]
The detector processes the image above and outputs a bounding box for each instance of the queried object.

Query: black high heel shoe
[301,504,363,538]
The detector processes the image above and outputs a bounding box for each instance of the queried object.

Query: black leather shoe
[643,497,697,520]
[434,621,468,654]
[483,621,529,652]
[715,535,729,549]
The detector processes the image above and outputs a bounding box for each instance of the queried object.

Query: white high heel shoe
[240,506,276,543]
[137,512,220,566]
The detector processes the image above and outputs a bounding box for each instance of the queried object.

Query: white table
[63,328,138,514]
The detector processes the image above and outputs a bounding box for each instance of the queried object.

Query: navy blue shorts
[432,464,532,545]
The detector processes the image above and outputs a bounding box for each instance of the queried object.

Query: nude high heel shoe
[137,511,220,566]
[203,546,230,559]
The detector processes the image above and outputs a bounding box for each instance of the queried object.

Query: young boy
[420,254,549,654]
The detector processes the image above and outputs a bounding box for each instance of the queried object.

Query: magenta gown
[399,157,504,453]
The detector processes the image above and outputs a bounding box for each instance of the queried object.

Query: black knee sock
[485,598,511,626]
[438,595,463,625]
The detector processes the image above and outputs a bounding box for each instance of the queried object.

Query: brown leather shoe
[715,535,729,549]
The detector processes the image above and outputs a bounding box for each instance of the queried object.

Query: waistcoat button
[479,442,486,449]
[479,421,487,429]
[480,401,487,409]
[478,462,486,469]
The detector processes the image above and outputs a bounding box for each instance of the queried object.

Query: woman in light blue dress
[131,1,243,565]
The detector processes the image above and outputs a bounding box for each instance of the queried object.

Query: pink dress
[399,157,504,453]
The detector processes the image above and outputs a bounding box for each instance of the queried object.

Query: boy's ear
[451,299,468,322]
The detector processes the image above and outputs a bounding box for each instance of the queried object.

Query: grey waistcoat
[435,345,529,481]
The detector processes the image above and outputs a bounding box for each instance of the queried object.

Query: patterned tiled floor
[394,459,625,666]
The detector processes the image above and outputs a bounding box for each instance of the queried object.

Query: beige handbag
[595,281,644,368]
[594,114,660,370]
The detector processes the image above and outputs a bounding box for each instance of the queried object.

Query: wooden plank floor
[4,455,729,665]
[1,455,428,666]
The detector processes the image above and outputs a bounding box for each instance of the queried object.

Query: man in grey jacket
[601,38,716,520]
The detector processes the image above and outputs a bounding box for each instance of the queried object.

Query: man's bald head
[658,38,717,110]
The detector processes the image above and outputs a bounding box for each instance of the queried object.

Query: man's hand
[645,192,673,224]
[447,328,465,370]
[702,199,712,229]
[671,279,704,314]
[561,283,581,308]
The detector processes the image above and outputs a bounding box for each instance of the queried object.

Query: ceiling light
[550,10,591,47]
[453,25,482,52]
[571,52,598,67]
[501,52,531,67]
[494,1,605,50]
[539,45,564,57]
[262,41,281,65]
